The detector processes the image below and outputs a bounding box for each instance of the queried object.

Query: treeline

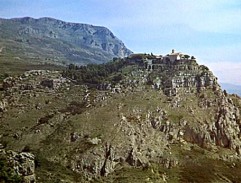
[62,58,131,85]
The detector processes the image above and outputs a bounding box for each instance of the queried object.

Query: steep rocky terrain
[0,148,36,183]
[0,17,132,65]
[0,52,241,182]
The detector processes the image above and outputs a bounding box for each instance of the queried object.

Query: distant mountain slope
[0,17,132,64]
[220,83,241,96]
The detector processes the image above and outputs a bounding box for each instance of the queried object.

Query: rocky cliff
[0,17,132,64]
[0,52,241,182]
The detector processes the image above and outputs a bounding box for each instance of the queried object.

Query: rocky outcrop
[68,91,241,179]
[143,57,218,96]
[0,149,36,183]
[2,70,70,91]
[2,77,16,90]
[183,96,241,153]
[40,78,67,89]
[70,107,179,179]
[0,70,70,117]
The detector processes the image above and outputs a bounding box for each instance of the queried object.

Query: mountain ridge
[0,17,132,65]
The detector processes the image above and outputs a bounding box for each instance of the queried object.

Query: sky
[0,0,241,85]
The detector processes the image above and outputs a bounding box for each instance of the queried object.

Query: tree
[223,89,228,96]
[184,55,190,60]
[191,56,196,60]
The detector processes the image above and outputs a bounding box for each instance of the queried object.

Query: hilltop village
[127,50,218,96]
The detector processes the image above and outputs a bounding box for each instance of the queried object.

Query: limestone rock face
[145,58,218,96]
[70,107,179,178]
[183,96,241,153]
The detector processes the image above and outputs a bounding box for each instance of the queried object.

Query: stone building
[164,49,184,62]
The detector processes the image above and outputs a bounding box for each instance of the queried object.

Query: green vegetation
[0,154,23,183]
[35,153,84,183]
[128,53,156,60]
[62,58,141,86]
[0,57,64,83]
[183,54,190,59]
[199,65,209,71]
[191,56,196,60]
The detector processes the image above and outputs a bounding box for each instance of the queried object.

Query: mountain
[221,83,241,96]
[1,52,241,182]
[0,17,132,65]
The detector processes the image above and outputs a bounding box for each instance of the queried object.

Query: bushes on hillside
[0,154,23,183]
[62,58,129,86]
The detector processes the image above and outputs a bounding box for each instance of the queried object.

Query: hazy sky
[1,0,241,85]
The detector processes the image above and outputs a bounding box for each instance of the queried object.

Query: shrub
[0,155,23,183]
[22,145,31,152]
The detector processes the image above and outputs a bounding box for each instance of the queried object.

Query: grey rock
[0,17,132,64]
[0,150,36,183]
[70,132,80,142]
[88,137,102,145]
[0,99,8,112]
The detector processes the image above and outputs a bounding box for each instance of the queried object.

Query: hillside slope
[0,53,241,182]
[0,17,132,65]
